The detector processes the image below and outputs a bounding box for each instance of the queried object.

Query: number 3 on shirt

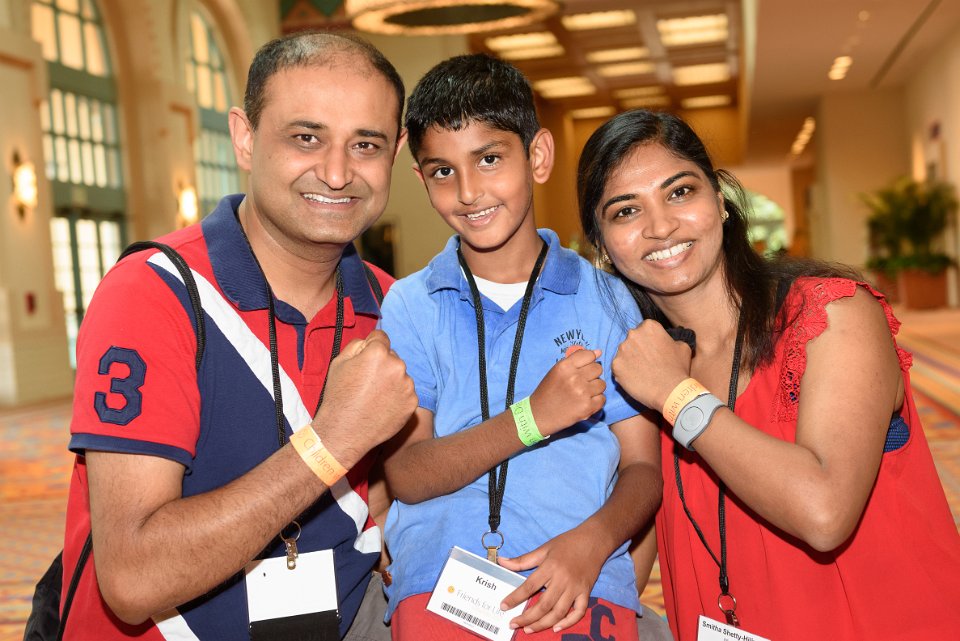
[94,346,147,425]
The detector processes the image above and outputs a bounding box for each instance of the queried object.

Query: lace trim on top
[775,277,912,423]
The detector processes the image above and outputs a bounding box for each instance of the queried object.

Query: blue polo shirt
[65,194,388,640]
[380,229,644,618]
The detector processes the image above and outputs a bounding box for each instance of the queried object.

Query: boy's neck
[459,226,545,283]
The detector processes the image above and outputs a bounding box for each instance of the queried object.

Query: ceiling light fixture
[346,0,560,35]
[681,95,731,109]
[621,96,671,109]
[562,10,636,31]
[178,184,199,226]
[569,106,616,120]
[657,14,728,47]
[485,31,563,60]
[597,61,656,78]
[585,47,650,64]
[672,62,730,86]
[533,76,596,98]
[790,116,816,156]
[828,55,852,80]
[613,86,664,99]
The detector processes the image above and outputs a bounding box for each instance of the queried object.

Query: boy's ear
[528,128,555,184]
[229,107,254,172]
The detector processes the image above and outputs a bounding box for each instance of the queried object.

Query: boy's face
[413,121,553,257]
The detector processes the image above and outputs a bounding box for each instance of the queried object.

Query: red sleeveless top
[656,278,960,640]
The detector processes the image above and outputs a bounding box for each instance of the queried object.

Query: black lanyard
[673,309,745,627]
[457,239,548,560]
[239,231,345,448]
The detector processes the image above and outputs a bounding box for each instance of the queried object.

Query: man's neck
[238,198,342,320]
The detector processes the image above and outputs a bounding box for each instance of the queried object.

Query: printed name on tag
[426,546,528,641]
[245,550,338,621]
[697,615,771,641]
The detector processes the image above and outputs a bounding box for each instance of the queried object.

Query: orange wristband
[662,378,709,426]
[290,424,348,487]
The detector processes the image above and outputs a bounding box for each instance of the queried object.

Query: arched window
[185,7,240,216]
[32,0,124,367]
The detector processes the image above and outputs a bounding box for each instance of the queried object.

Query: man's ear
[393,128,408,162]
[528,128,555,184]
[228,107,254,172]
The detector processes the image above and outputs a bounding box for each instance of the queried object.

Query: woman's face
[596,142,727,302]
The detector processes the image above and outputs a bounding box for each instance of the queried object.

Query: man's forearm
[89,445,329,624]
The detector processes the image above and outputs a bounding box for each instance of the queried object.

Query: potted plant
[862,177,957,309]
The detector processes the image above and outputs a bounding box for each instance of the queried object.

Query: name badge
[697,615,771,641]
[245,550,340,641]
[426,546,528,641]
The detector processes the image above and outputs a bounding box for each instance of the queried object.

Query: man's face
[232,60,405,255]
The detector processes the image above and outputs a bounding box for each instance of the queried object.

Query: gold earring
[721,209,729,222]
[597,246,610,265]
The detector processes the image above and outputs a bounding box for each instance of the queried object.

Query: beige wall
[812,89,909,268]
[903,25,960,306]
[364,33,470,278]
[0,28,73,405]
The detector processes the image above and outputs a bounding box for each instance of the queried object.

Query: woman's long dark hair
[577,109,859,370]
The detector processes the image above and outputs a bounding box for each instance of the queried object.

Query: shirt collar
[202,194,380,318]
[425,229,579,296]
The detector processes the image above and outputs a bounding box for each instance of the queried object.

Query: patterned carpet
[1,308,958,640]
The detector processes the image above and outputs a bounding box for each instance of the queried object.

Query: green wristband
[511,396,546,446]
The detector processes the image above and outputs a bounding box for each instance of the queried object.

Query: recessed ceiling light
[672,62,730,86]
[570,106,616,119]
[533,76,596,98]
[485,31,556,51]
[828,55,853,80]
[621,96,671,109]
[597,61,656,77]
[790,117,816,155]
[614,86,664,99]
[499,45,565,60]
[562,10,636,31]
[657,14,728,47]
[585,47,650,63]
[681,95,731,109]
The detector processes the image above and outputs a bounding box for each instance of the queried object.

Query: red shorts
[391,592,639,641]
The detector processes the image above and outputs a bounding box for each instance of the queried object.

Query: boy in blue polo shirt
[379,54,662,640]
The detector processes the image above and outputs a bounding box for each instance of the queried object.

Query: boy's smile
[413,121,554,280]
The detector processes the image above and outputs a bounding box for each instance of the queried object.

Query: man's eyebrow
[288,120,325,130]
[285,122,389,142]
[357,129,389,142]
[471,140,507,156]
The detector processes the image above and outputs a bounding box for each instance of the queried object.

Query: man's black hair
[405,53,540,159]
[244,31,404,136]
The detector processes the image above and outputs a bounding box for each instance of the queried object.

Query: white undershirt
[470,273,528,311]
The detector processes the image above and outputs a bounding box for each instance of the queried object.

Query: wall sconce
[12,151,38,221]
[178,184,199,226]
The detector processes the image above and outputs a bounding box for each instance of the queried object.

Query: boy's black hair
[405,53,540,160]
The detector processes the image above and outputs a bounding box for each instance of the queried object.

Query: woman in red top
[576,109,960,640]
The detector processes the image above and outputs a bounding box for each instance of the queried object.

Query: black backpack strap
[58,241,206,640]
[119,241,206,370]
[361,262,384,308]
[55,535,91,641]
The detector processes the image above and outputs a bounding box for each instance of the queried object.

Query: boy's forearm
[385,411,525,503]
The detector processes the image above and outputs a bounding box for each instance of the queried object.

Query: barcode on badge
[440,601,500,634]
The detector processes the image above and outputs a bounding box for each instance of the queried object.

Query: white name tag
[245,550,338,621]
[697,615,771,641]
[426,546,528,641]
